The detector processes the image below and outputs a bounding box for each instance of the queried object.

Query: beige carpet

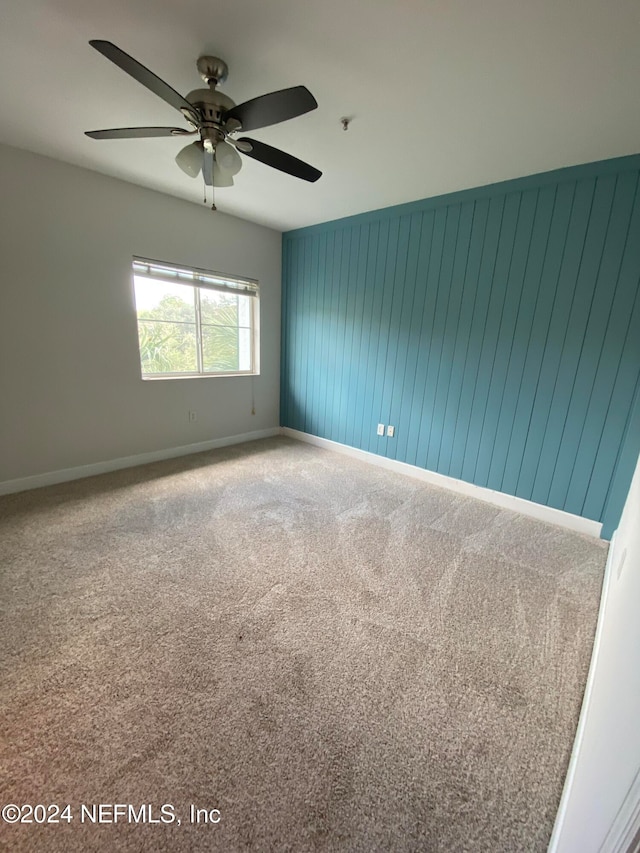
[0,436,606,852]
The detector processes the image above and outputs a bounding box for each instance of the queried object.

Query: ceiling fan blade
[226,86,317,132]
[202,152,234,187]
[89,40,197,118]
[85,127,195,140]
[203,150,213,186]
[238,138,321,182]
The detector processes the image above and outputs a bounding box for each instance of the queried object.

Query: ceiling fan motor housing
[185,88,236,151]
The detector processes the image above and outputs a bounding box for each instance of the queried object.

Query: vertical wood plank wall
[281,156,640,539]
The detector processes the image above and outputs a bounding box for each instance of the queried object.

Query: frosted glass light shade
[212,163,234,187]
[175,141,204,178]
[215,141,242,176]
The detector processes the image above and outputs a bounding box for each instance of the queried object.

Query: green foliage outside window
[137,293,243,375]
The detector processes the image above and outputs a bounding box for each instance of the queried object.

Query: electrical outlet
[377,424,385,436]
[189,410,197,422]
[387,425,395,437]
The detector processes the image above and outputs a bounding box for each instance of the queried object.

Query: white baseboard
[281,427,603,539]
[546,532,617,853]
[0,427,280,496]
[2,425,603,540]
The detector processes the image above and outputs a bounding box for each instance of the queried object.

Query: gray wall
[0,144,282,483]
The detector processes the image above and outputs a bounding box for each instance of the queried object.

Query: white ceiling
[1,0,639,232]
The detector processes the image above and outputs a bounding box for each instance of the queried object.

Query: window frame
[132,257,260,380]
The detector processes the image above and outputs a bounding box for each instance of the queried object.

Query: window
[132,257,259,379]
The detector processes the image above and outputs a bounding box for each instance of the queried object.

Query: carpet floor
[0,436,607,852]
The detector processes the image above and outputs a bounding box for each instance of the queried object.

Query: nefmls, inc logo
[80,803,178,824]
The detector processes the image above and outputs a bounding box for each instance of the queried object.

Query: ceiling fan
[84,40,322,202]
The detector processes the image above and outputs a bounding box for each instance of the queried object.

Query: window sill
[141,371,259,381]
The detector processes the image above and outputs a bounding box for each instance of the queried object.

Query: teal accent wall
[281,156,640,539]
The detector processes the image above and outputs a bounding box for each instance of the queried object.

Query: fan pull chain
[210,150,217,211]
[201,152,217,211]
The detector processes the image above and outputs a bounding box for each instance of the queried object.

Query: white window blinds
[132,257,259,298]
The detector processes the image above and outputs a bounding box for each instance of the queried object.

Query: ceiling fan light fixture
[212,162,234,187]
[175,140,204,178]
[215,141,242,176]
[86,41,322,190]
